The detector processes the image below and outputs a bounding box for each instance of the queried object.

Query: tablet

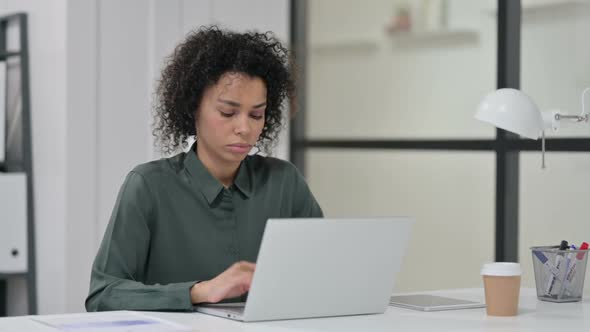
[389,294,486,311]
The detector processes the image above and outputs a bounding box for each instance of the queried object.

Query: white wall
[2,0,290,315]
[65,0,99,315]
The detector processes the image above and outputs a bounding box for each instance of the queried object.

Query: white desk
[1,288,589,331]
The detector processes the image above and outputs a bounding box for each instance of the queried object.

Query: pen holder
[531,246,590,302]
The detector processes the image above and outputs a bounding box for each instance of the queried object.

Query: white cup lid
[481,262,522,276]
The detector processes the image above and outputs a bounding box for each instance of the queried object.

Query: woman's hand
[191,261,256,304]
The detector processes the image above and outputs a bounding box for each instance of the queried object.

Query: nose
[234,113,251,136]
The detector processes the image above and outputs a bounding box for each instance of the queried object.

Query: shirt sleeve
[85,171,197,312]
[291,166,324,218]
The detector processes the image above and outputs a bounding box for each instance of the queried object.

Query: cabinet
[0,13,36,316]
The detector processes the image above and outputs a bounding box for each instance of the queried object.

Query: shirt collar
[183,143,253,204]
[233,157,253,198]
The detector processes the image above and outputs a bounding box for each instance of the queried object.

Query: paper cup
[481,262,522,316]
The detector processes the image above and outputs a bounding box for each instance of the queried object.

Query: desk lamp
[475,87,590,168]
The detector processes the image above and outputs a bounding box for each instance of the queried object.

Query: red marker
[576,242,589,260]
[563,242,590,293]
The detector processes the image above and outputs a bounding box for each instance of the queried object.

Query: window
[291,0,590,292]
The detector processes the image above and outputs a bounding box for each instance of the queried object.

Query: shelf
[310,38,379,54]
[0,272,27,279]
[487,0,590,16]
[389,30,478,48]
[522,0,589,12]
[310,30,478,53]
[0,161,24,172]
[0,51,21,60]
[0,13,35,316]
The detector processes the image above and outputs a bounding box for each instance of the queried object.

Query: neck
[196,142,239,188]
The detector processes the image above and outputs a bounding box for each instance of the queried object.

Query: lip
[227,143,252,154]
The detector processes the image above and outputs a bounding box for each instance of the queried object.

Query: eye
[250,114,264,120]
[219,111,235,118]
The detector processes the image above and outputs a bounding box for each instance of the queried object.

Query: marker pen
[563,242,589,294]
[533,250,561,277]
[545,241,568,295]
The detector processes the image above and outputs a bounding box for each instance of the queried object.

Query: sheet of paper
[32,311,192,332]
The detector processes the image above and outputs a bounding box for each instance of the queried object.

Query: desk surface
[1,288,589,331]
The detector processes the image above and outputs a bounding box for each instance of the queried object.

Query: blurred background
[1,0,589,316]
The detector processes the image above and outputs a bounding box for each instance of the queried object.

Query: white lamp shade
[475,88,544,139]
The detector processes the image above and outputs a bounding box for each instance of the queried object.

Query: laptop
[195,217,413,322]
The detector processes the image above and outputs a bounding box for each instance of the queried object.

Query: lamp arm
[550,87,590,123]
[554,114,588,122]
[539,87,590,170]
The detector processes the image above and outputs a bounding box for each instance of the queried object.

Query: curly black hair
[152,26,295,155]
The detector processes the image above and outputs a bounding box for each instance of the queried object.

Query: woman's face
[195,72,267,165]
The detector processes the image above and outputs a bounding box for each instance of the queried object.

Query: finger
[238,261,256,271]
[233,261,255,273]
[243,272,254,291]
[231,270,254,289]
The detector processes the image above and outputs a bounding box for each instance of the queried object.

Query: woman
[85,26,323,311]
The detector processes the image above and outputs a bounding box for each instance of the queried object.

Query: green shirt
[85,145,323,311]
